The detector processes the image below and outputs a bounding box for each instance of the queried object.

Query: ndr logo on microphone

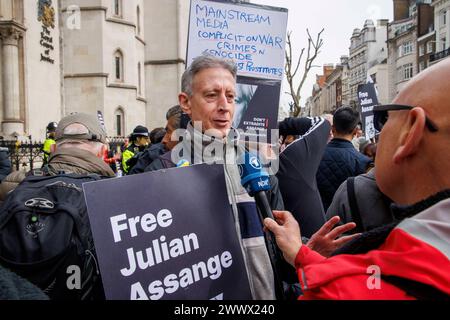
[257,179,269,189]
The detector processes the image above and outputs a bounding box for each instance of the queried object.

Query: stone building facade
[0,0,190,140]
[348,19,389,108]
[430,0,450,64]
[0,0,62,139]
[387,0,434,101]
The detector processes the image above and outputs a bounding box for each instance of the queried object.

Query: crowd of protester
[0,55,448,300]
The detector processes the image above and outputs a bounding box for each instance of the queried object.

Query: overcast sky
[252,0,394,111]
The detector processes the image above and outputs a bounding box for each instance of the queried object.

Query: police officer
[121,125,150,174]
[42,122,57,167]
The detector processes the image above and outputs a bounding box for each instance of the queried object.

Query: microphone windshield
[238,152,270,196]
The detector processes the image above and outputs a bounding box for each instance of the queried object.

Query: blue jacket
[317,138,372,211]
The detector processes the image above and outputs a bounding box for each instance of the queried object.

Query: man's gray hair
[166,105,183,130]
[166,105,182,121]
[181,55,237,96]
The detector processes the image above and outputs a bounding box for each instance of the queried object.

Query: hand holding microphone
[264,211,303,267]
[238,152,290,299]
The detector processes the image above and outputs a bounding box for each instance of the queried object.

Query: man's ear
[50,143,57,154]
[393,107,426,164]
[178,93,191,116]
[331,125,337,136]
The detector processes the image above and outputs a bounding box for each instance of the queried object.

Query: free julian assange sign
[83,164,252,300]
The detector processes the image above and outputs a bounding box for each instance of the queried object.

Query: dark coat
[128,143,167,175]
[277,117,331,238]
[0,148,12,183]
[0,265,49,300]
[317,138,372,211]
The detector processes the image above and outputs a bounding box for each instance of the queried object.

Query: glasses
[373,104,439,133]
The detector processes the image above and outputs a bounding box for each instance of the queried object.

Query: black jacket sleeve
[144,151,176,173]
[267,175,284,211]
[129,143,166,175]
[144,158,165,173]
[276,117,331,238]
[280,117,331,182]
[278,117,321,137]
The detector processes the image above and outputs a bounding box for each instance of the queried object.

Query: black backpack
[0,174,104,300]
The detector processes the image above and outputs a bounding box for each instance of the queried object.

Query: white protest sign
[187,0,288,81]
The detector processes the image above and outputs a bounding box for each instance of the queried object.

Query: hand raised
[306,216,361,257]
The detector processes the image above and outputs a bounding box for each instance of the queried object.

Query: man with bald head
[264,58,450,299]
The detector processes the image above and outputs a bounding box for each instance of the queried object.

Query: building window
[399,41,414,57]
[396,23,414,36]
[441,9,447,26]
[115,57,121,79]
[406,41,414,55]
[137,6,141,35]
[114,50,124,81]
[138,62,142,95]
[114,0,122,17]
[398,63,414,82]
[441,35,447,51]
[427,41,434,53]
[115,108,125,136]
[419,61,425,72]
[403,63,413,80]
[419,44,425,56]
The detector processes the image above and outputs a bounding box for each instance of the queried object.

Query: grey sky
[252,0,394,111]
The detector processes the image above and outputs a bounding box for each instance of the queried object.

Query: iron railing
[0,138,43,171]
[430,48,450,63]
[0,137,127,171]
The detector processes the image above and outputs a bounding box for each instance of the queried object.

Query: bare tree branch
[284,28,324,117]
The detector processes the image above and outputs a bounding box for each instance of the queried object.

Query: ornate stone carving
[0,26,23,46]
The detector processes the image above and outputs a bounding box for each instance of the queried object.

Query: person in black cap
[121,125,150,174]
[129,105,189,175]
